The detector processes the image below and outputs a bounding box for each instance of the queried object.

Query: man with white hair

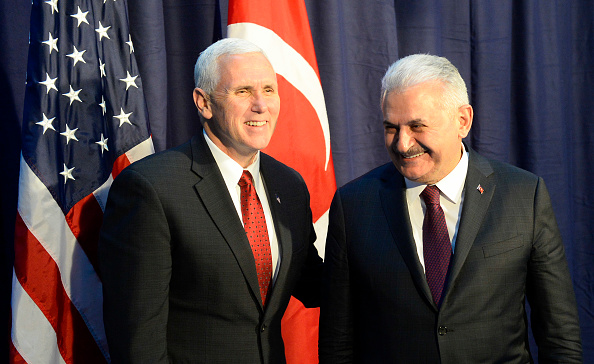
[100,38,322,363]
[319,54,582,363]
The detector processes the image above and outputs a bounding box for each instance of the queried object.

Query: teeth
[403,152,424,159]
[245,121,266,126]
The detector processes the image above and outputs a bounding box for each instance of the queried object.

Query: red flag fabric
[228,1,337,363]
[10,0,153,362]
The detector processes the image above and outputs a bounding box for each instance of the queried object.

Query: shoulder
[260,153,306,185]
[109,140,197,196]
[338,162,398,196]
[469,149,541,186]
[119,139,193,179]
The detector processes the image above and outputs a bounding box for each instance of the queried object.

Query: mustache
[400,146,427,158]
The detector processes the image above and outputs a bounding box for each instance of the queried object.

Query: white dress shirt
[405,144,469,272]
[204,131,281,283]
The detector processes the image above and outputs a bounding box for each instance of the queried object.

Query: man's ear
[193,88,213,120]
[457,104,473,139]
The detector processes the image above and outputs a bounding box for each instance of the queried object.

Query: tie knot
[421,185,441,205]
[238,170,254,187]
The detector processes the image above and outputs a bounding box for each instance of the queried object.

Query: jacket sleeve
[526,177,582,362]
[99,167,171,363]
[290,177,324,309]
[319,190,354,363]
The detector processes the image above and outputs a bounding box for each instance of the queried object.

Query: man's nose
[396,128,414,152]
[251,92,268,113]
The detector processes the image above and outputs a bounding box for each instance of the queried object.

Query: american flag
[10,0,153,362]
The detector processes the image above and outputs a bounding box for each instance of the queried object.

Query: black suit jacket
[99,135,322,363]
[319,147,582,363]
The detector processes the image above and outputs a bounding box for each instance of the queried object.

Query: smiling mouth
[402,151,425,159]
[245,121,267,126]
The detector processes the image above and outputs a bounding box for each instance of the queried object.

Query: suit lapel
[259,155,292,311]
[189,135,264,308]
[445,149,495,295]
[379,165,435,307]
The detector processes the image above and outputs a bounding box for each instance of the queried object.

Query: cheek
[269,99,281,114]
[384,131,395,146]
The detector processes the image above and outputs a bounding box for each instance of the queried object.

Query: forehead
[383,81,444,119]
[217,52,277,84]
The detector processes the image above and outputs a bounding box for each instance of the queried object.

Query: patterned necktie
[238,171,273,306]
[421,185,452,306]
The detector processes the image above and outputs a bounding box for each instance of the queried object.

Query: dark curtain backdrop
[1,0,592,362]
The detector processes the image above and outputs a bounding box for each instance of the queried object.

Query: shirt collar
[203,130,262,189]
[405,143,469,204]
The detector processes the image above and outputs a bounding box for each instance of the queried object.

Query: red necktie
[421,185,452,306]
[238,171,273,306]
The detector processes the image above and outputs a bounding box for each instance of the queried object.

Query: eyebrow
[383,118,424,126]
[232,83,276,91]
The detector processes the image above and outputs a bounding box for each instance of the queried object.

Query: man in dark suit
[318,54,582,363]
[99,38,322,363]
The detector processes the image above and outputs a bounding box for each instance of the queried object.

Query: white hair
[194,38,268,94]
[381,54,469,112]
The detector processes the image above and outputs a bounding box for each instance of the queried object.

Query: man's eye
[384,125,397,133]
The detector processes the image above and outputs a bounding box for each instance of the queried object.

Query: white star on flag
[99,58,106,77]
[126,34,134,53]
[67,46,86,67]
[114,107,133,127]
[35,113,56,134]
[62,85,82,105]
[95,21,111,40]
[42,32,59,54]
[99,96,106,115]
[45,0,58,14]
[60,124,79,144]
[120,71,138,90]
[39,72,58,94]
[71,6,89,27]
[95,134,109,154]
[59,163,76,184]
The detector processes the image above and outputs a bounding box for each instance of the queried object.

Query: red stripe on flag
[263,75,335,220]
[65,194,104,277]
[9,339,26,364]
[228,1,319,77]
[13,213,107,364]
[111,152,132,180]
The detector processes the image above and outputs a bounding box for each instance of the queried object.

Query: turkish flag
[228,1,337,363]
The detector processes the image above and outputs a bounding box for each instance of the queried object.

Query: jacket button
[260,324,267,332]
[438,326,448,336]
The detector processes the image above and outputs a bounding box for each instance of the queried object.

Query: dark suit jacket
[99,135,322,364]
[319,147,582,363]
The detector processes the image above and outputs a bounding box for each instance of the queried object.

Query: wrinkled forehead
[218,52,274,72]
[215,53,278,89]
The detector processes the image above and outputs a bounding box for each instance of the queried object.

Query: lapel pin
[275,194,281,204]
[477,184,484,194]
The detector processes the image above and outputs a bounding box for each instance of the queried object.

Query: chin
[398,168,429,183]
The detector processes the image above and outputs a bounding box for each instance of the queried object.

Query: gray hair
[380,54,469,112]
[194,38,268,94]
